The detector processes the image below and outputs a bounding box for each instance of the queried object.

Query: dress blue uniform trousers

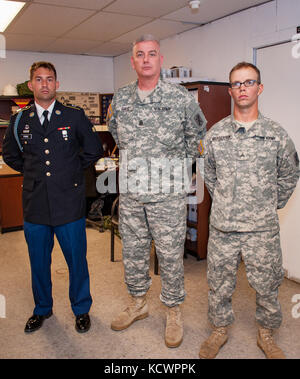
[24,218,92,316]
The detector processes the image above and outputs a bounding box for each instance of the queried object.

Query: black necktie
[42,110,49,128]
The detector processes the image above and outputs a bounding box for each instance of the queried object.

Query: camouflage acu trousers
[119,195,187,307]
[207,226,284,329]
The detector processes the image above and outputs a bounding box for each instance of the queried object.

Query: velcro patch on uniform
[194,113,204,127]
[294,152,299,167]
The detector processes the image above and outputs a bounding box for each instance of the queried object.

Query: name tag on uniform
[153,107,171,111]
[120,106,134,112]
[21,134,32,140]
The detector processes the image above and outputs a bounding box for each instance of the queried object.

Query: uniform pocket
[270,259,284,290]
[207,262,224,292]
[256,140,277,177]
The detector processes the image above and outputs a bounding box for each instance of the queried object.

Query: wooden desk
[0,162,23,233]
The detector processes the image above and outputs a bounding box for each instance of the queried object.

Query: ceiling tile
[163,0,271,23]
[65,12,152,41]
[87,41,133,57]
[33,0,114,10]
[5,4,95,37]
[2,0,274,57]
[45,38,105,55]
[103,0,188,17]
[4,33,56,52]
[112,19,196,44]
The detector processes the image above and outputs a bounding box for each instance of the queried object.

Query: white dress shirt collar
[35,100,56,122]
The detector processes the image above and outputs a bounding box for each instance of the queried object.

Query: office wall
[257,41,300,282]
[0,51,114,94]
[113,0,299,89]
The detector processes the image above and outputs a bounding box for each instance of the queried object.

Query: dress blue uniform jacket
[3,100,103,226]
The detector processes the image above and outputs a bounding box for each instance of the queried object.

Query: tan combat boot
[165,305,183,348]
[257,326,286,359]
[199,326,228,359]
[111,295,149,331]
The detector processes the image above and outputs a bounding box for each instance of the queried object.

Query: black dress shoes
[75,313,91,333]
[24,312,53,333]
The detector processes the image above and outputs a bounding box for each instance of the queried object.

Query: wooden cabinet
[183,81,231,260]
[0,164,23,233]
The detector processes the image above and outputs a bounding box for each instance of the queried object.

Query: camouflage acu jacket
[108,79,207,202]
[204,113,300,232]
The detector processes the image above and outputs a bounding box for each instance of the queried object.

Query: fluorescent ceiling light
[0,0,26,32]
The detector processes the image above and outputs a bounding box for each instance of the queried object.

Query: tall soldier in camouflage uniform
[107,35,206,347]
[199,62,299,359]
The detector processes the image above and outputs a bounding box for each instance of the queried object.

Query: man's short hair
[229,62,261,83]
[30,61,57,80]
[132,34,160,48]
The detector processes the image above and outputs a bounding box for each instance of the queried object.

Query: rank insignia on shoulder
[63,103,82,111]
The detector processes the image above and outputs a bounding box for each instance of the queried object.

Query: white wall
[0,51,114,93]
[257,41,300,282]
[113,0,299,89]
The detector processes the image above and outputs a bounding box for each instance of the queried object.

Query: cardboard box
[170,66,191,78]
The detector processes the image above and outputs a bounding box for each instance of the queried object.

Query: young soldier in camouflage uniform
[199,62,299,359]
[107,35,206,348]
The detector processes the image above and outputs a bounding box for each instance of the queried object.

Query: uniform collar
[35,100,56,121]
[129,79,163,105]
[231,111,265,134]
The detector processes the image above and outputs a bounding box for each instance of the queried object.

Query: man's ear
[27,81,33,92]
[160,54,164,67]
[258,83,264,96]
[130,56,135,71]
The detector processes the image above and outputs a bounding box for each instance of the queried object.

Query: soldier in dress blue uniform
[3,61,103,333]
